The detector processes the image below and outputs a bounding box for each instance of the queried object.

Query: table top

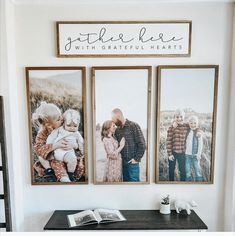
[44,210,208,230]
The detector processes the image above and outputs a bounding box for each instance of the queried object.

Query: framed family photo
[26,67,88,185]
[156,65,219,184]
[91,66,151,184]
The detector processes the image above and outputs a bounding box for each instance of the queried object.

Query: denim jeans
[185,155,204,181]
[123,163,140,182]
[168,152,186,181]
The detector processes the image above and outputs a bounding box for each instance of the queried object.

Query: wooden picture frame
[156,65,219,184]
[56,21,192,57]
[26,67,88,185]
[91,66,151,184]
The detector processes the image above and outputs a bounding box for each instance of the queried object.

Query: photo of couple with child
[27,68,87,184]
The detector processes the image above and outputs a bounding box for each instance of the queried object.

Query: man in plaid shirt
[112,108,146,182]
[166,109,188,181]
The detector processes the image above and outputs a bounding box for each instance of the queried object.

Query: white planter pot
[160,203,171,214]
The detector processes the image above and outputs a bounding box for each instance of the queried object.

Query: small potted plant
[160,195,171,214]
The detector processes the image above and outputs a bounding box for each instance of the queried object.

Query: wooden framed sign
[56,21,192,57]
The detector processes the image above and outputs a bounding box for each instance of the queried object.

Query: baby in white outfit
[46,109,84,181]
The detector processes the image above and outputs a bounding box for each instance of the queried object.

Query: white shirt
[185,129,203,157]
[46,126,84,160]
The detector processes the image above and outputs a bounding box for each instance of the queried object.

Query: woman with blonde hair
[32,101,85,182]
[101,120,125,182]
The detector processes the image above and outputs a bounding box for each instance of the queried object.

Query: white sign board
[56,21,192,57]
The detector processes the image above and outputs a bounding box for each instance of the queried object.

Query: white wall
[0,0,25,231]
[0,0,234,232]
[224,3,235,231]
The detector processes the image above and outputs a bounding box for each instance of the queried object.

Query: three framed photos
[25,65,218,185]
[26,67,88,185]
[155,65,219,184]
[91,66,152,184]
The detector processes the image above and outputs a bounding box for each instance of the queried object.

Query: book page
[94,209,126,223]
[67,210,97,227]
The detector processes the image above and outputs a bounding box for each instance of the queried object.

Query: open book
[67,208,126,227]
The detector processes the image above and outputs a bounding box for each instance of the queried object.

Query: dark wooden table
[44,210,208,231]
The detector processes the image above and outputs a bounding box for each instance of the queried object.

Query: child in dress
[33,101,71,182]
[185,115,204,181]
[46,109,84,181]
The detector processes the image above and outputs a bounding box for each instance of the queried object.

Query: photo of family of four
[166,109,204,182]
[101,108,146,182]
[32,101,85,183]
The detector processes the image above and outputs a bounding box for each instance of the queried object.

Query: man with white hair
[112,108,146,182]
[166,109,188,181]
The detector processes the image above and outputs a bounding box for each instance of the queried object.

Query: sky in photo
[160,68,215,113]
[95,69,149,129]
[29,70,82,85]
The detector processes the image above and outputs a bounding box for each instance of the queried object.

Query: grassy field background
[158,110,213,182]
[29,72,84,182]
